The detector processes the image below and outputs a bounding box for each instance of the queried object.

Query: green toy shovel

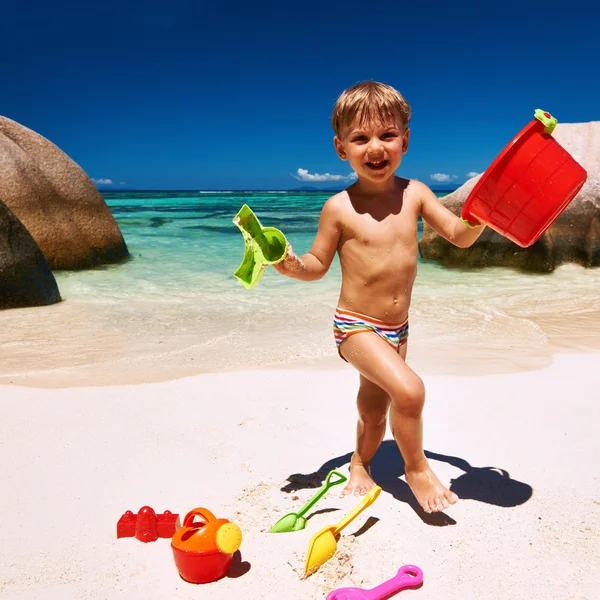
[232,204,288,289]
[270,470,348,533]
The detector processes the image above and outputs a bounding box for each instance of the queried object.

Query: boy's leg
[340,332,458,513]
[341,374,391,496]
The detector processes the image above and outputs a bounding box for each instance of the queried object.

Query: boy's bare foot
[405,466,458,513]
[341,458,376,497]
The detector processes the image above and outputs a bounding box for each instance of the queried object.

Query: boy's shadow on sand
[281,441,533,526]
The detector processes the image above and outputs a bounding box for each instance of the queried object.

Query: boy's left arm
[418,182,485,248]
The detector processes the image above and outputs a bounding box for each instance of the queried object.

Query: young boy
[274,81,485,513]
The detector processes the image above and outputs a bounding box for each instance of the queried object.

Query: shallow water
[1,191,599,387]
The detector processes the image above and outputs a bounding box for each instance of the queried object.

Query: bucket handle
[534,109,558,135]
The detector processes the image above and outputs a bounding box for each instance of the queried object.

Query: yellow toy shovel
[304,485,382,576]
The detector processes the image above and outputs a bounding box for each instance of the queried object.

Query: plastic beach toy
[232,204,288,289]
[326,565,424,599]
[304,485,381,576]
[171,508,242,584]
[116,506,180,542]
[461,108,587,247]
[270,470,348,533]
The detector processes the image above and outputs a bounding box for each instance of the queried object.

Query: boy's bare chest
[340,209,419,247]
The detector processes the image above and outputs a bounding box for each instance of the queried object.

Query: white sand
[0,353,599,599]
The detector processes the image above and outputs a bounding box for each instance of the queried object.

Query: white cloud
[430,173,458,182]
[294,168,357,182]
[466,171,480,178]
[92,178,113,185]
[119,181,127,185]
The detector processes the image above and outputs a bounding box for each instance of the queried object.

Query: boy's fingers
[284,242,296,260]
[272,260,288,273]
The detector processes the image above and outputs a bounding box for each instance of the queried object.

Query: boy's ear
[333,136,347,160]
[402,129,410,154]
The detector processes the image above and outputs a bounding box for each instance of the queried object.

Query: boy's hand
[273,242,305,275]
[460,216,483,229]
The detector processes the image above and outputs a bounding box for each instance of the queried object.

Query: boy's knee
[357,383,389,426]
[391,376,425,415]
[358,405,388,427]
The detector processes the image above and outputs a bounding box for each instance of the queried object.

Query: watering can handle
[182,507,217,528]
[332,485,382,536]
[296,470,348,518]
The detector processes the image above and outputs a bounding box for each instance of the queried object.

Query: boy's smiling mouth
[366,159,388,170]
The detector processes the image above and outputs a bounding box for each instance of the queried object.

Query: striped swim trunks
[333,307,409,358]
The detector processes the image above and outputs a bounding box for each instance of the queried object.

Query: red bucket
[462,110,587,247]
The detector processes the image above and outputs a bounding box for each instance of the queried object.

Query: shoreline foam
[3,259,600,389]
[2,323,599,388]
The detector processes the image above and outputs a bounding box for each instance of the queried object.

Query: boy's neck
[352,175,399,196]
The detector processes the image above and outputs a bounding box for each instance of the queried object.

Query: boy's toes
[358,484,371,496]
[436,497,449,511]
[445,490,459,504]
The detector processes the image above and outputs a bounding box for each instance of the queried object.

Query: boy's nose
[367,138,383,154]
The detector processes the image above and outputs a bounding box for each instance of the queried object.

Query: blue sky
[1,0,596,190]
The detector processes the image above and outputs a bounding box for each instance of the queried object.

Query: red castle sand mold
[117,506,181,542]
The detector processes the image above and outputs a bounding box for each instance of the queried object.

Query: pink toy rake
[326,565,423,600]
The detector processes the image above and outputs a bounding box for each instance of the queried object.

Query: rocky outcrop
[0,199,61,309]
[0,116,129,270]
[419,121,600,272]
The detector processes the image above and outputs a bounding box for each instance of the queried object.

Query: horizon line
[98,187,460,193]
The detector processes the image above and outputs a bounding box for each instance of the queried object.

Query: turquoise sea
[1,191,600,386]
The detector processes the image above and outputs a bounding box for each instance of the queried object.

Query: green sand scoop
[270,470,348,533]
[232,204,288,289]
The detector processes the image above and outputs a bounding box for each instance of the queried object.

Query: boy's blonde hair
[331,81,411,136]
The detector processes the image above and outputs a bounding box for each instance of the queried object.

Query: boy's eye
[382,132,397,139]
[351,135,368,142]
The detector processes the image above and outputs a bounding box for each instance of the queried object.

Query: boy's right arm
[273,196,342,281]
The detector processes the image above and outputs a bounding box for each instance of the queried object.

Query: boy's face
[334,115,409,185]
